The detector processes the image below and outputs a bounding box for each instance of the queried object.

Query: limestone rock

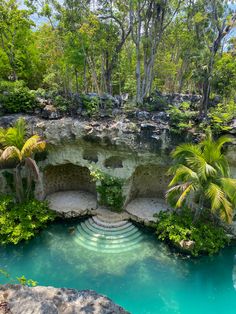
[41,105,62,120]
[0,285,130,314]
[178,240,195,251]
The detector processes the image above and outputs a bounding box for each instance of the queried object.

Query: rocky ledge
[0,285,130,314]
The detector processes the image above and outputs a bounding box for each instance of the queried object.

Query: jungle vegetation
[0,0,235,114]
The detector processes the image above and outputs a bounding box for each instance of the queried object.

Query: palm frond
[1,118,26,150]
[0,127,6,147]
[166,183,196,208]
[0,146,21,163]
[176,183,194,208]
[220,178,236,205]
[221,198,233,223]
[186,155,216,179]
[216,135,233,150]
[172,143,202,161]
[168,164,198,187]
[214,156,229,177]
[206,183,225,211]
[21,135,46,158]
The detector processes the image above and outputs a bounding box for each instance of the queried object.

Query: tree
[167,132,236,223]
[0,0,34,81]
[212,52,236,99]
[186,0,236,115]
[98,0,131,93]
[129,0,183,103]
[0,118,46,202]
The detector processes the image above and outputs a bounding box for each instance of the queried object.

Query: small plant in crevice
[90,169,125,212]
[0,268,37,286]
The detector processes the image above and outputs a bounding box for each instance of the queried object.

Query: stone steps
[75,216,143,253]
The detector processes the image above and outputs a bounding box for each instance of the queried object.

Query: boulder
[41,105,62,120]
[0,285,130,314]
[178,240,195,251]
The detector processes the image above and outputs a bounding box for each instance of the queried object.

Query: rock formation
[0,285,130,314]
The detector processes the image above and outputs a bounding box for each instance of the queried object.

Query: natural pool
[1,219,236,314]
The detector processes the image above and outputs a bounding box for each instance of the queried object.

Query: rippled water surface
[1,220,236,314]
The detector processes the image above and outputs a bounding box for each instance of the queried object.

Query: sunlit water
[1,219,236,314]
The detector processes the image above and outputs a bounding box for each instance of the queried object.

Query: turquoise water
[1,219,236,314]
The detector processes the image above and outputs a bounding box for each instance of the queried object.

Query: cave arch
[43,163,96,196]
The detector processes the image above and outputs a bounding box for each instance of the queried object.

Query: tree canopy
[0,0,235,110]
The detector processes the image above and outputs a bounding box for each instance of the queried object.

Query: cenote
[1,219,236,314]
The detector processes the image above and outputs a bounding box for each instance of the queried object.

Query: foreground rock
[0,285,130,314]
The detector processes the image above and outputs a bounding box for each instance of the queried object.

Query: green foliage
[16,276,37,287]
[0,81,38,113]
[156,209,228,256]
[81,95,100,117]
[0,118,46,203]
[207,101,236,134]
[54,95,71,112]
[91,169,124,212]
[0,195,56,245]
[213,53,236,98]
[167,102,197,134]
[0,0,234,103]
[0,268,37,286]
[167,132,236,222]
[143,93,168,112]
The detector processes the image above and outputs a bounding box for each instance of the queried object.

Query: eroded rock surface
[0,285,130,314]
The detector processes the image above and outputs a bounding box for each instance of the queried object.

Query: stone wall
[126,165,170,203]
[0,114,236,205]
[43,164,96,196]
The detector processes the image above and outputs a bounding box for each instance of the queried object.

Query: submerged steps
[75,216,143,253]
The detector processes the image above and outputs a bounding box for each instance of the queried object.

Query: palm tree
[167,131,236,223]
[0,118,46,202]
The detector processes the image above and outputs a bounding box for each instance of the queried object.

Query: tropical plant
[90,169,125,212]
[0,118,46,202]
[155,208,228,256]
[167,131,236,222]
[0,268,37,286]
[0,195,55,245]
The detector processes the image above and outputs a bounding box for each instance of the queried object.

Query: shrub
[207,100,236,134]
[167,102,197,134]
[91,170,125,211]
[0,80,38,113]
[81,95,100,117]
[155,209,228,256]
[54,95,71,112]
[143,92,168,111]
[0,196,56,245]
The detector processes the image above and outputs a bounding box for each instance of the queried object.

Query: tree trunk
[136,45,142,104]
[201,77,211,117]
[75,68,79,93]
[83,58,87,93]
[14,166,24,203]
